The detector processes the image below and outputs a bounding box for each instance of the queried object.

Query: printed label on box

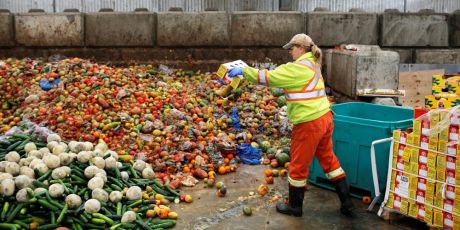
[450,126,459,141]
[419,164,428,178]
[400,132,407,144]
[447,156,456,170]
[398,144,405,158]
[419,150,428,164]
[417,204,426,220]
[418,177,427,191]
[397,157,405,171]
[421,136,429,150]
[396,175,410,198]
[446,184,456,200]
[444,199,454,213]
[448,143,458,156]
[416,190,426,204]
[444,212,454,229]
[447,170,456,185]
[451,113,460,126]
[393,194,401,209]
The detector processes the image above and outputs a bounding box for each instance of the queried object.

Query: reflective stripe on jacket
[242,52,330,124]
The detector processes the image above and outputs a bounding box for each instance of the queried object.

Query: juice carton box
[443,212,455,229]
[425,206,434,225]
[432,75,446,88]
[408,201,418,218]
[433,209,444,228]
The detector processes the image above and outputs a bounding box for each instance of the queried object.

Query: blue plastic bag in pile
[229,107,243,130]
[39,78,61,91]
[236,143,261,165]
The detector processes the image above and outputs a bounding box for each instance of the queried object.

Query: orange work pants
[288,112,346,188]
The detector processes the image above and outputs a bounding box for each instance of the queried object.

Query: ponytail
[311,45,322,65]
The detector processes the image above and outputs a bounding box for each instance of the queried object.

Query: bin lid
[332,102,413,128]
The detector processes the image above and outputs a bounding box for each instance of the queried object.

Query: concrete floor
[173,165,428,230]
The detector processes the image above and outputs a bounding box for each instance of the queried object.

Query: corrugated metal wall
[1,0,459,13]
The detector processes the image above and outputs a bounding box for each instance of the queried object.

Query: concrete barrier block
[0,13,14,47]
[306,12,378,46]
[383,49,413,63]
[231,12,304,46]
[15,13,83,46]
[381,13,449,47]
[157,12,229,47]
[85,12,155,47]
[415,49,460,64]
[450,12,460,47]
[327,47,399,98]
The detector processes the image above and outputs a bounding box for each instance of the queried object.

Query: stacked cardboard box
[426,75,460,109]
[387,110,460,229]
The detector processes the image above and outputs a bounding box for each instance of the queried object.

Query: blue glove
[227,67,243,78]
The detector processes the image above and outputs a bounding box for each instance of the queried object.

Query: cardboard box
[432,86,444,95]
[415,189,426,205]
[402,146,412,162]
[425,206,433,225]
[400,198,409,215]
[433,209,444,227]
[393,194,402,210]
[438,140,448,154]
[428,151,437,168]
[386,193,394,208]
[393,130,401,140]
[409,176,418,200]
[411,148,419,163]
[451,113,460,126]
[413,120,422,136]
[425,95,457,109]
[432,75,446,88]
[447,169,457,186]
[408,201,418,218]
[410,162,419,175]
[437,168,446,181]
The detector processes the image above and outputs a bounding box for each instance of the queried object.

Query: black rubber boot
[333,177,355,217]
[276,186,305,217]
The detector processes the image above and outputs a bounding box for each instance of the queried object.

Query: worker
[226,33,354,217]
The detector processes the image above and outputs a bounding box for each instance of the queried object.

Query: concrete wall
[0,11,459,66]
[231,12,304,46]
[451,11,460,47]
[0,13,14,47]
[306,12,378,46]
[15,13,84,46]
[85,12,156,46]
[381,12,449,47]
[415,49,460,64]
[157,12,229,46]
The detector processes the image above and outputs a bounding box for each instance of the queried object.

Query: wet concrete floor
[173,165,428,230]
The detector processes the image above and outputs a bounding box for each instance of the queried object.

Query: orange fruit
[183,167,190,173]
[218,166,226,175]
[265,176,274,184]
[264,169,273,177]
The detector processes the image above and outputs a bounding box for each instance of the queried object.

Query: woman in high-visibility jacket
[227,33,354,217]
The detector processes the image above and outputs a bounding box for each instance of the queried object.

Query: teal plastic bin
[308,102,413,199]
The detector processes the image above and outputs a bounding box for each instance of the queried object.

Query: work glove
[227,67,243,78]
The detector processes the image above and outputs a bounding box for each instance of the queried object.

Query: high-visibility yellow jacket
[242,52,330,125]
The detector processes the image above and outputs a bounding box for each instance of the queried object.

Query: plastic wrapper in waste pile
[0,120,55,142]
[236,143,262,165]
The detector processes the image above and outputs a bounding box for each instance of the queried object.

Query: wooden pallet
[380,207,443,230]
